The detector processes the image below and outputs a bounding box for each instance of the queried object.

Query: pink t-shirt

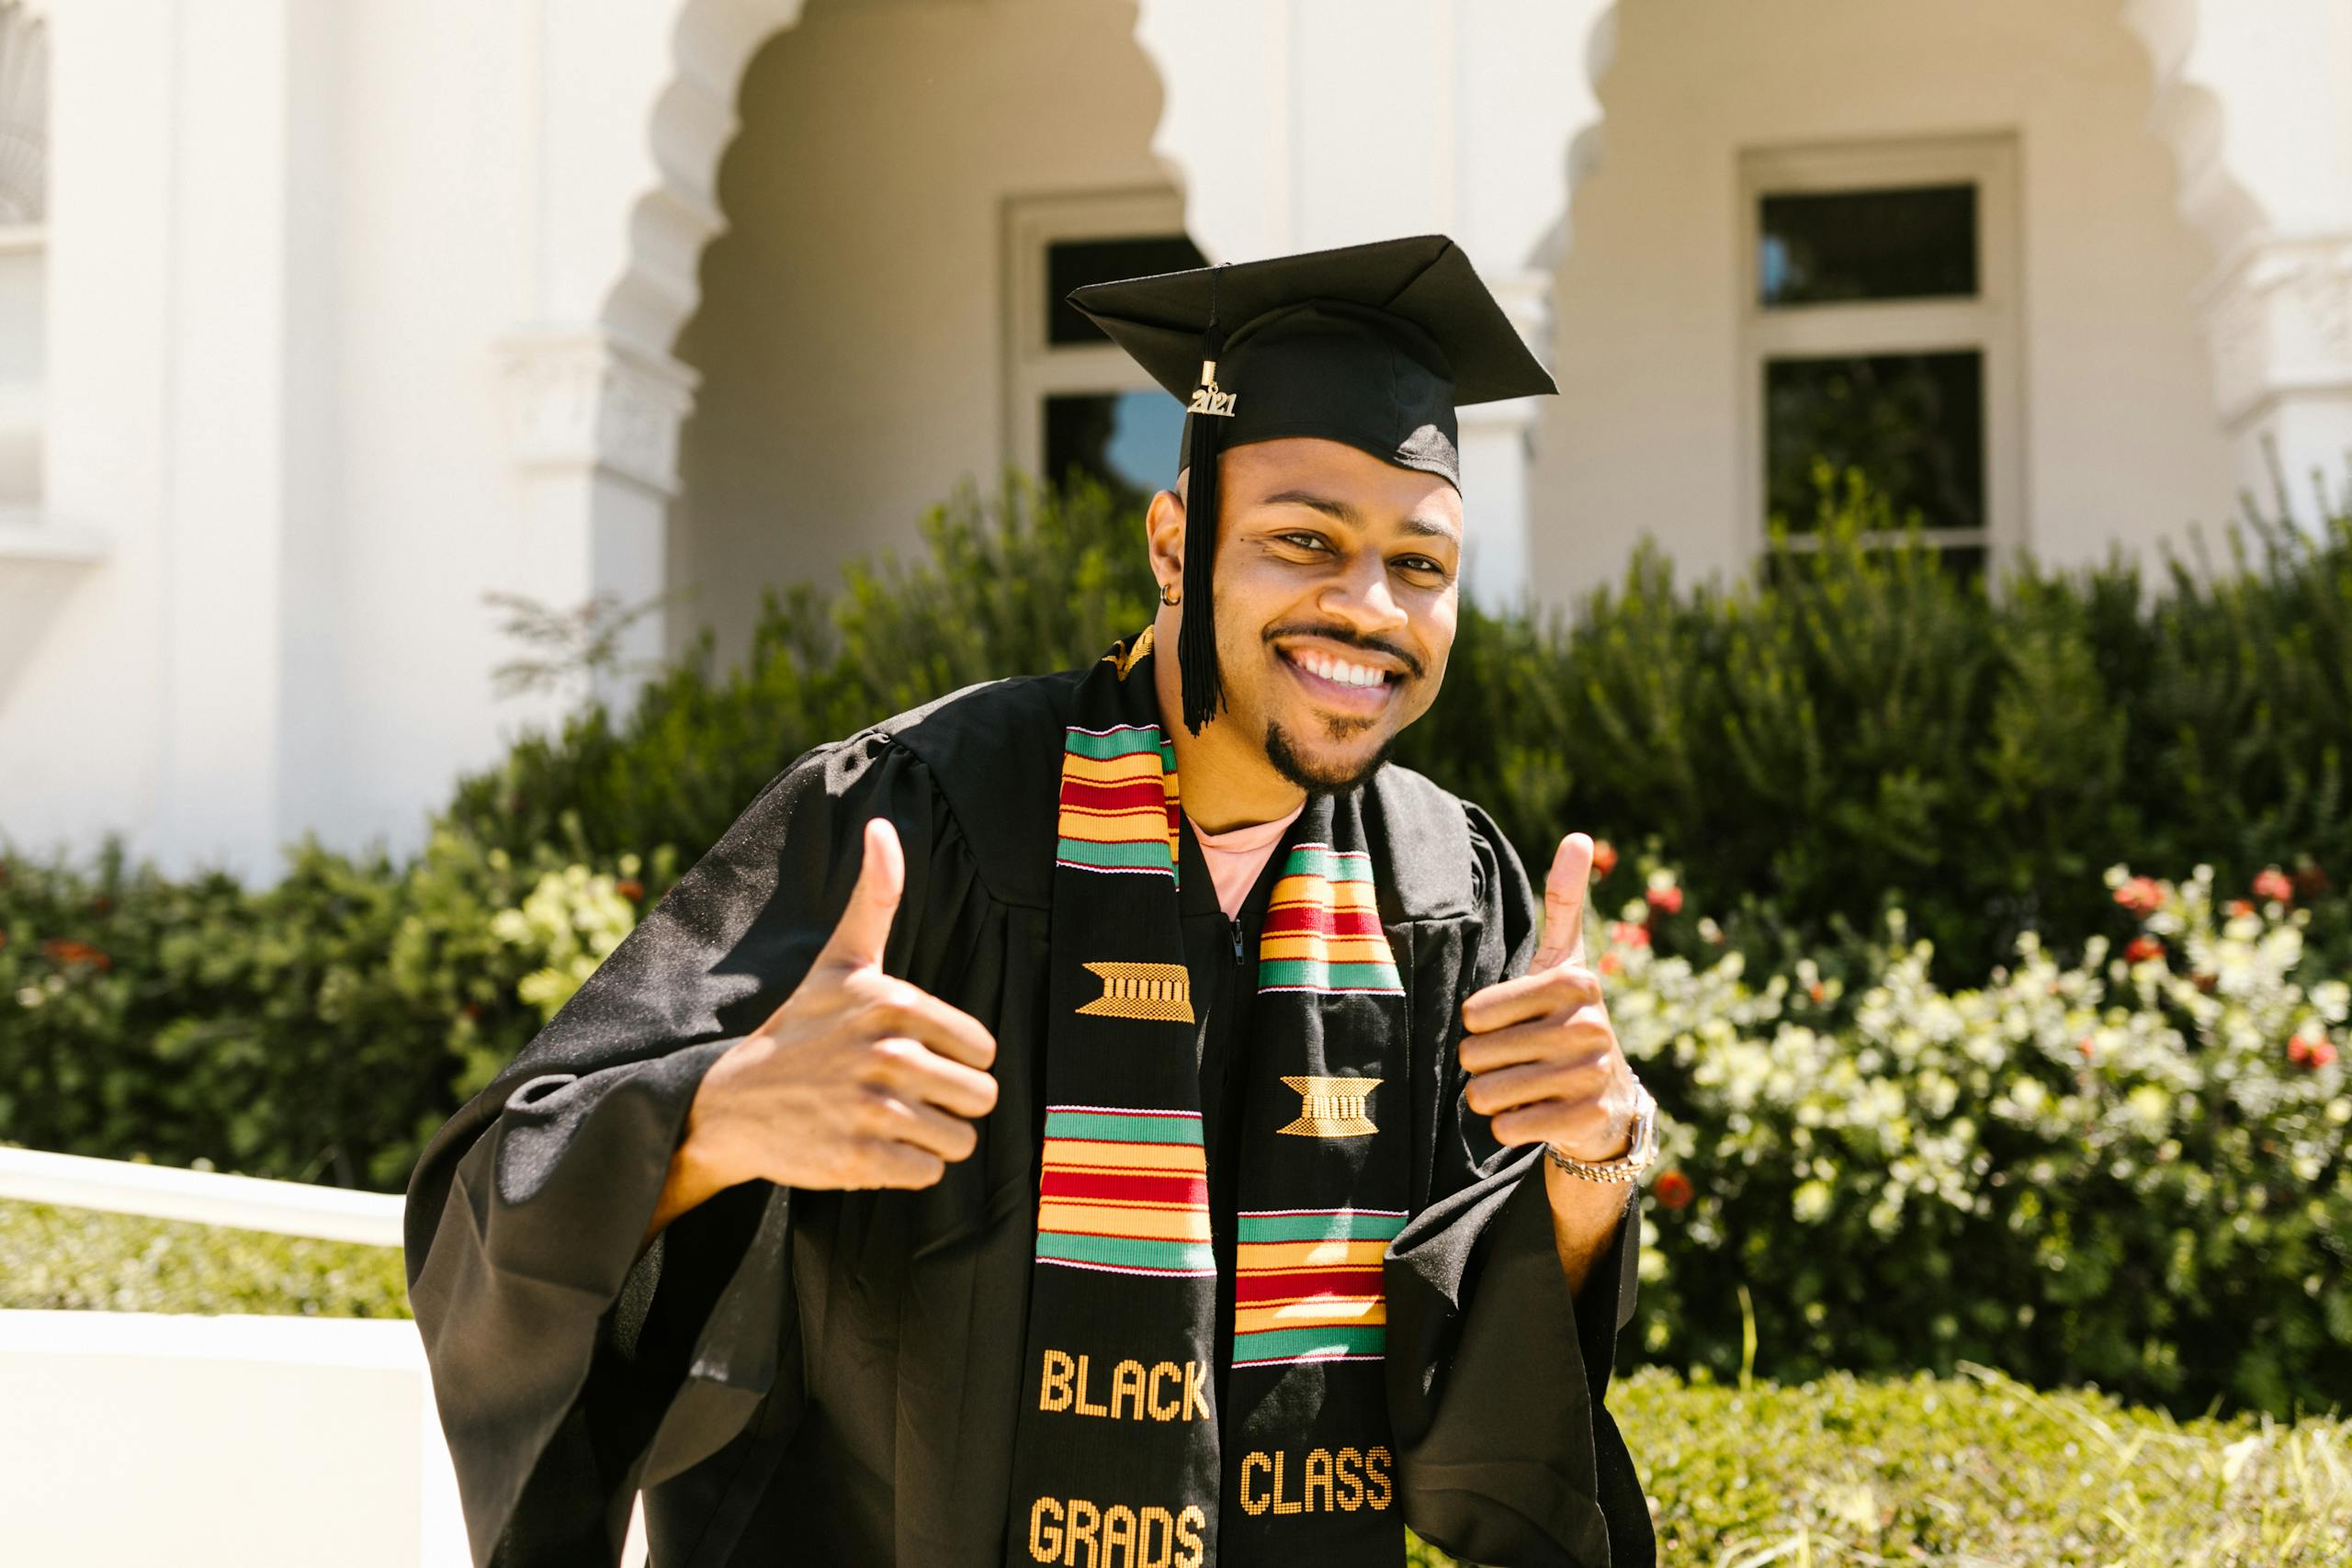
[1192,798,1306,920]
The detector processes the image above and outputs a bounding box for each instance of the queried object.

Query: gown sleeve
[401,728,954,1568]
[1384,802,1656,1568]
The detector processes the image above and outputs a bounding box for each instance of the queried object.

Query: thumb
[818,815,904,971]
[1529,831,1593,972]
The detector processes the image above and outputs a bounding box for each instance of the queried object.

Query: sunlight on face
[1191,436,1464,794]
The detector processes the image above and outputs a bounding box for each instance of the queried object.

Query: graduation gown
[402,665,1656,1568]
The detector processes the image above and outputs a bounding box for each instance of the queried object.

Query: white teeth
[1295,649,1387,689]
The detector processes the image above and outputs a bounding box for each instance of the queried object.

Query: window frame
[1735,132,2023,582]
[1000,187,1193,491]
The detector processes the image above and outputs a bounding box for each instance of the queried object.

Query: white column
[2132,0,2352,528]
[494,329,697,716]
[500,0,804,704]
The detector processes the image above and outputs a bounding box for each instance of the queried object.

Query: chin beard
[1262,718,1400,796]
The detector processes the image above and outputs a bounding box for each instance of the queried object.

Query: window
[0,0,46,517]
[1004,191,1204,510]
[1737,136,2019,591]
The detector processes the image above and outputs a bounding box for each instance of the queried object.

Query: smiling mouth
[1277,645,1401,709]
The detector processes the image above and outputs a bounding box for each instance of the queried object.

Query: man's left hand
[1458,831,1640,1163]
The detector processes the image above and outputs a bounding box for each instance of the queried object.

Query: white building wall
[1527,0,2239,606]
[666,0,1171,676]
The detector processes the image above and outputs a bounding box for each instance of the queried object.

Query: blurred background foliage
[3,464,2346,1421]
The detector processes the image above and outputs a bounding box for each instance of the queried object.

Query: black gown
[402,665,1656,1568]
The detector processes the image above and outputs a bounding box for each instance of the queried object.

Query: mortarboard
[1066,233,1556,735]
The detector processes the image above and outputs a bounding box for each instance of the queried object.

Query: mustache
[1262,623,1424,681]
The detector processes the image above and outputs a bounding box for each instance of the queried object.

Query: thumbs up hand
[680,815,1001,1195]
[1456,831,1642,1165]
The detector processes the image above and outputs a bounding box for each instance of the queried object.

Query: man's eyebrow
[1259,489,1463,547]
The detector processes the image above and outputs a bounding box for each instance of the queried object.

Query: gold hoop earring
[1159,582,1181,606]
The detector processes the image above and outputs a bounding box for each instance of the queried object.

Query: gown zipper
[1228,912,1244,964]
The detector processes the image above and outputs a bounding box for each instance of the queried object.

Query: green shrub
[0,1199,409,1317]
[5,465,2349,1417]
[11,1201,2344,1562]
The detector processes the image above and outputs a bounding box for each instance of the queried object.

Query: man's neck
[1149,609,1308,837]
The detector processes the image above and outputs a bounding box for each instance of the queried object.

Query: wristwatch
[1544,1077,1660,1184]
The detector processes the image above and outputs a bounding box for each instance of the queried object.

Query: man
[404,234,1660,1568]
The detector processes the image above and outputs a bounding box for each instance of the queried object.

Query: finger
[867,1037,1000,1120]
[817,816,904,971]
[848,972,999,1070]
[1529,832,1594,973]
[859,1090,982,1164]
[855,1139,949,1190]
[1492,1098,1617,1151]
[1461,1052,1612,1119]
[1459,1009,1611,1077]
[1461,964,1602,1038]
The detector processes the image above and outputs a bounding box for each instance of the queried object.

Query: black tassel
[1179,273,1228,734]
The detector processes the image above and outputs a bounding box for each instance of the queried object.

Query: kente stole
[1002,630,1412,1568]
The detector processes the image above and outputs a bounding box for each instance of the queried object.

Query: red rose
[2253,866,2294,905]
[2125,935,2164,963]
[2113,875,2165,916]
[2226,899,2256,919]
[1654,1169,1694,1210]
[616,879,644,902]
[1598,952,1622,976]
[1645,885,1683,917]
[2292,1034,2337,1069]
[2315,1040,2340,1069]
[1609,919,1651,950]
[2077,1037,2096,1059]
[1591,840,1619,878]
[40,938,111,972]
[1807,980,1826,1004]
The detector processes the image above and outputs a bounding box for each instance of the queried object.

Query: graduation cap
[1066,233,1556,735]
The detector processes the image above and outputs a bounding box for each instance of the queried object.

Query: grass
[7,1201,2346,1563]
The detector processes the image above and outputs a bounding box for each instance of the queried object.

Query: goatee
[1262,719,1399,797]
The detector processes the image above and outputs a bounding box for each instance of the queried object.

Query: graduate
[403,233,1662,1568]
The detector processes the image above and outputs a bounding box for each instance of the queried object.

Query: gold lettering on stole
[1110,1359,1148,1421]
[1074,1355,1109,1418]
[1147,1362,1182,1421]
[1137,1506,1176,1568]
[1271,1450,1304,1515]
[1182,1359,1208,1422]
[1365,1446,1394,1510]
[1041,1350,1076,1412]
[1030,1497,1064,1562]
[1065,1498,1101,1567]
[1335,1447,1364,1511]
[1239,1453,1272,1517]
[1304,1449,1335,1513]
[1174,1506,1205,1568]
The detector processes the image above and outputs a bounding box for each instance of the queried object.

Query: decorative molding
[2193,233,2352,427]
[495,329,701,498]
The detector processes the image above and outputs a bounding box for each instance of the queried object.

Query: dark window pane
[1758,184,1976,306]
[1047,234,1208,344]
[1765,350,1984,535]
[1044,389,1186,502]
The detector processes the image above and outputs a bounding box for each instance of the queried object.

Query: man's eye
[1278,532,1329,552]
[1398,557,1447,576]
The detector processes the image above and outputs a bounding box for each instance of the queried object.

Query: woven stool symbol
[1277,1075,1382,1137]
[1077,961,1194,1023]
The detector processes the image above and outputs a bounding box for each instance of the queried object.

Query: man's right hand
[641,816,1001,1249]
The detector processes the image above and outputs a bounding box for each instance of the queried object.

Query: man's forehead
[1225,442,1464,541]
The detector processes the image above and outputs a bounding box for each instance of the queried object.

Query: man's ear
[1145,481,1187,592]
